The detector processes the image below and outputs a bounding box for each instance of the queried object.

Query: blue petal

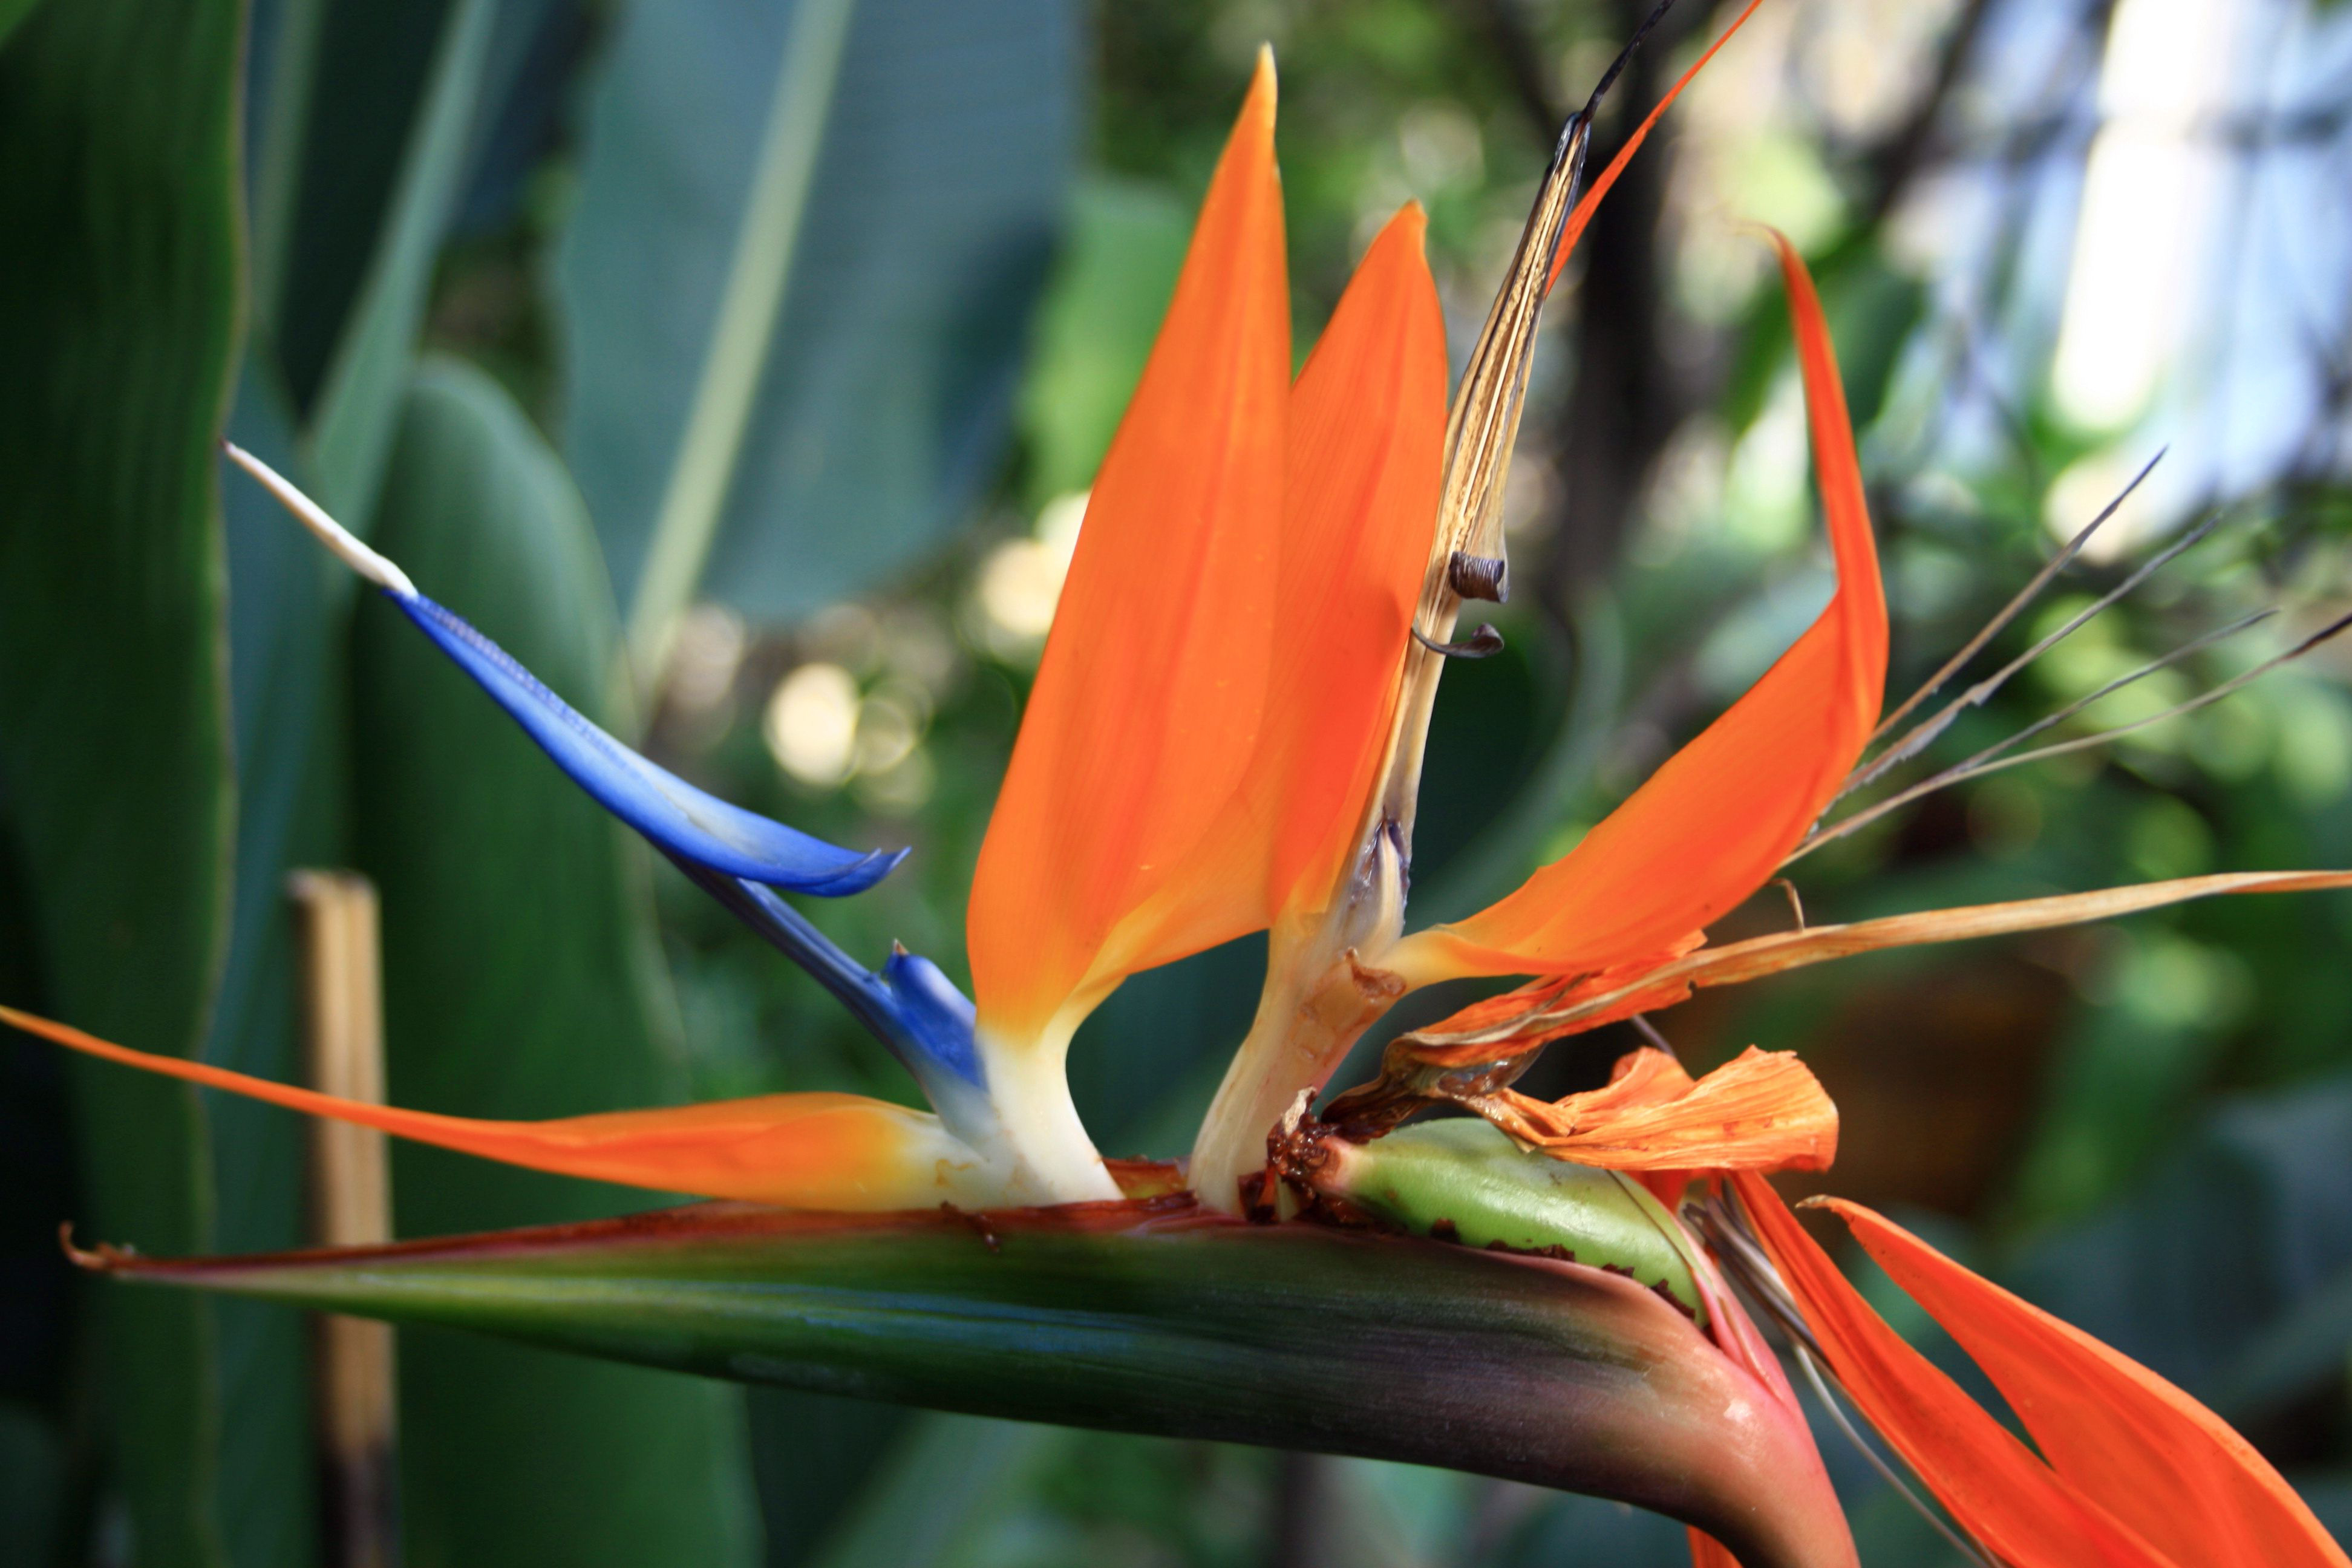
[397,592,903,894]
[671,858,983,1091]
[878,945,981,1086]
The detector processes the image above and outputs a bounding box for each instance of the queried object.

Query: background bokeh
[4,0,2352,1564]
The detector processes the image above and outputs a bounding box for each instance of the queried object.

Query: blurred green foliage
[558,0,1077,631]
[0,0,1072,1563]
[4,0,2352,1563]
[0,4,245,1563]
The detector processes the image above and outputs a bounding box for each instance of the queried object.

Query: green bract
[1315,1119,1708,1324]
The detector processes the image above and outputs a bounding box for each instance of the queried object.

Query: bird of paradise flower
[10,6,2351,1565]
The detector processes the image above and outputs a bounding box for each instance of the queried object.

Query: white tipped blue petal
[398,595,903,893]
[223,440,417,595]
[224,440,901,897]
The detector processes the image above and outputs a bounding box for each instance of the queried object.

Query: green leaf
[243,0,333,336]
[258,0,454,399]
[1720,238,1922,440]
[0,3,244,1563]
[0,0,42,53]
[1415,602,1619,926]
[351,357,756,1568]
[97,1204,1855,1568]
[1070,934,1269,1160]
[555,0,1081,653]
[247,0,558,327]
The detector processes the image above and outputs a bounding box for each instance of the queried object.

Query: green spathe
[1315,1118,1708,1322]
[79,1195,1855,1568]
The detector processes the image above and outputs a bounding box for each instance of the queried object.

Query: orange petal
[1828,1198,2351,1568]
[1480,1046,1837,1173]
[1548,0,1766,295]
[3,1005,982,1212]
[1400,232,1884,984]
[1731,1172,2175,1568]
[1138,204,1445,931]
[1261,202,1448,916]
[968,52,1290,1040]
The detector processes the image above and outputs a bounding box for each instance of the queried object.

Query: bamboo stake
[288,870,401,1568]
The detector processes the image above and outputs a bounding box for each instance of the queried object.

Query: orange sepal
[1478,1046,1836,1174]
[968,51,1291,1040]
[1411,944,1702,1050]
[1828,1198,2351,1568]
[1405,231,1884,984]
[1261,201,1448,916]
[1731,1171,2176,1568]
[1411,871,2352,1053]
[1547,0,1766,295]
[3,1005,979,1212]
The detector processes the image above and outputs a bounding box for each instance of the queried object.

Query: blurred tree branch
[1455,0,1570,145]
[1455,0,1713,605]
[1455,0,2078,609]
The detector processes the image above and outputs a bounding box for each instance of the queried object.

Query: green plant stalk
[86,1198,1855,1568]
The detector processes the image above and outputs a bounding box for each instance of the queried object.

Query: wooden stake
[289,869,401,1568]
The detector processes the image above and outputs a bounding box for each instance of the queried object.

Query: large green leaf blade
[89,1204,1857,1568]
[0,0,42,53]
[0,2,245,1561]
[303,0,498,522]
[557,0,1080,643]
[248,0,559,348]
[259,0,451,405]
[351,358,756,1568]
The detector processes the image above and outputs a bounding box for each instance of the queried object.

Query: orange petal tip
[1824,1198,2352,1568]
[7,1002,987,1212]
[967,47,1292,1037]
[1404,230,1883,987]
